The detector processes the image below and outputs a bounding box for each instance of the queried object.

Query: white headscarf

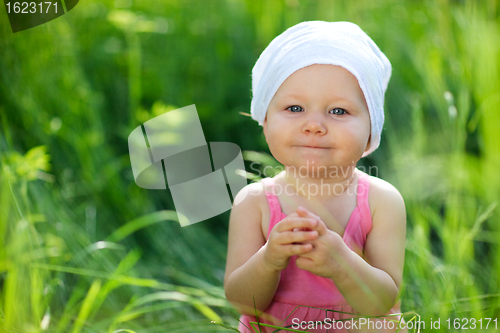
[250,21,391,156]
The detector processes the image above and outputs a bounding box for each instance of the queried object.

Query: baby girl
[224,21,406,332]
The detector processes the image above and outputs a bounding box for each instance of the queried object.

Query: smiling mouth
[297,145,331,149]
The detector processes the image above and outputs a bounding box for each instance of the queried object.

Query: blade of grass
[71,279,102,333]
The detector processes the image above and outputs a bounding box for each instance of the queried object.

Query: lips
[297,145,331,149]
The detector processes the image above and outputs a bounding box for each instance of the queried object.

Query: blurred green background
[1,0,499,332]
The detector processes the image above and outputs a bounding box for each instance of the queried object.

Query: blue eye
[329,108,347,115]
[286,105,303,112]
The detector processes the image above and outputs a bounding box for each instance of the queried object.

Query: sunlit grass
[0,148,232,332]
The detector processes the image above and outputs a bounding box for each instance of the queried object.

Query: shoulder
[360,172,407,287]
[232,181,269,211]
[230,180,270,235]
[225,180,271,284]
[364,173,405,217]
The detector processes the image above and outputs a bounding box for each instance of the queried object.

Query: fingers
[296,206,320,219]
[275,229,318,245]
[275,216,317,233]
[296,206,328,236]
[280,243,313,256]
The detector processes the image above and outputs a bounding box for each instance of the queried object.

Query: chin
[286,158,360,179]
[285,161,332,178]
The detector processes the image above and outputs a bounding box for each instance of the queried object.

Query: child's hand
[294,206,346,279]
[263,213,319,272]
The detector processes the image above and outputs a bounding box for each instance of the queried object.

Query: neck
[282,165,358,200]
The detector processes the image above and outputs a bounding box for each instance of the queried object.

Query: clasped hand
[263,206,346,278]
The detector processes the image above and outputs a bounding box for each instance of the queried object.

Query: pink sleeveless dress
[238,173,403,332]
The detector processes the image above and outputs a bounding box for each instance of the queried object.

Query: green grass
[0,0,499,332]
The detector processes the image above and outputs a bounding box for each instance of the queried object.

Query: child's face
[263,64,371,176]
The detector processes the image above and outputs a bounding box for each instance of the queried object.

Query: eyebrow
[280,93,354,104]
[280,93,305,100]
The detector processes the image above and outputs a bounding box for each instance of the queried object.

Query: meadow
[0,0,499,332]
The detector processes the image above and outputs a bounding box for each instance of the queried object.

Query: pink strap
[260,178,283,239]
[356,173,373,236]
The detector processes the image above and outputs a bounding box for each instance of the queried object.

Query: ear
[364,134,371,153]
[263,115,268,142]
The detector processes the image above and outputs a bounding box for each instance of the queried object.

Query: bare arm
[296,178,406,316]
[224,182,319,315]
[224,183,277,315]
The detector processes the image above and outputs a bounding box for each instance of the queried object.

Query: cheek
[266,132,281,154]
[265,131,289,164]
[355,115,371,137]
[343,119,370,149]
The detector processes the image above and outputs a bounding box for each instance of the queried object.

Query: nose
[302,113,327,135]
